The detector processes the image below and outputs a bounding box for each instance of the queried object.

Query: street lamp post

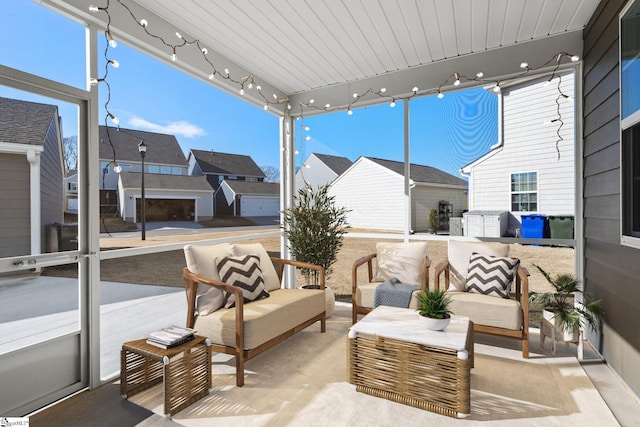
[138,140,147,240]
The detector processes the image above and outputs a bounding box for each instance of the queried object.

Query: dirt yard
[94,229,574,298]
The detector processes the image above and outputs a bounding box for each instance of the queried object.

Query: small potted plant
[416,288,453,331]
[529,265,604,342]
[427,208,439,234]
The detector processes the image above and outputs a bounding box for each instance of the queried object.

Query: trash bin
[548,215,574,239]
[521,214,548,238]
[53,222,78,251]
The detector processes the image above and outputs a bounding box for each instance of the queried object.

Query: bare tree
[63,135,78,173]
[261,165,280,183]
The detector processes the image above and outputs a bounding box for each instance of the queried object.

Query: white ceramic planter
[542,309,580,342]
[418,314,451,331]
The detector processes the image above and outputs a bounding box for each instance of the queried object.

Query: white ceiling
[47,0,600,115]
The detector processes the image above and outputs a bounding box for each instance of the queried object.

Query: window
[101,161,110,174]
[172,167,183,175]
[161,166,171,174]
[511,172,537,212]
[119,163,132,170]
[247,177,258,182]
[149,165,160,174]
[68,182,78,192]
[622,0,640,243]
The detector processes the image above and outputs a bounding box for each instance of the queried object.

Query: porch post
[280,114,296,288]
[404,100,411,241]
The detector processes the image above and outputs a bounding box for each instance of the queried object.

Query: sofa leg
[236,354,245,387]
[321,314,326,333]
[522,338,529,358]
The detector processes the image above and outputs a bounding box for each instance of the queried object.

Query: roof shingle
[0,97,58,145]
[190,149,265,178]
[99,126,188,166]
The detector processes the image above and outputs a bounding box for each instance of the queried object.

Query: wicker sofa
[183,242,326,386]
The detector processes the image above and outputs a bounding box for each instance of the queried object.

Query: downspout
[26,148,41,255]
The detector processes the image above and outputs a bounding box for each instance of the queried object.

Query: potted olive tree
[282,183,350,316]
[530,265,604,343]
[427,208,439,234]
[416,288,453,331]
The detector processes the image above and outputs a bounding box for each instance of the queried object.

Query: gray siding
[40,118,64,253]
[0,154,30,257]
[583,0,640,397]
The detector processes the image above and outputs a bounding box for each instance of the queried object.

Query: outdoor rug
[126,303,619,426]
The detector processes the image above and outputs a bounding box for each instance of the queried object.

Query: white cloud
[128,116,206,138]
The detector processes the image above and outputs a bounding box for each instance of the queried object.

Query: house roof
[190,149,266,178]
[221,180,279,196]
[311,153,353,175]
[365,157,467,187]
[99,126,188,166]
[119,172,213,192]
[0,96,58,145]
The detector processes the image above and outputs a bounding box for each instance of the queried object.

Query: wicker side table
[347,306,473,418]
[121,335,211,417]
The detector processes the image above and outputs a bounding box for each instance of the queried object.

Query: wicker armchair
[434,240,529,358]
[351,242,430,324]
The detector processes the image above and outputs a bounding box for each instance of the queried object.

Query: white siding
[464,73,575,230]
[412,184,468,231]
[329,158,405,231]
[295,154,337,191]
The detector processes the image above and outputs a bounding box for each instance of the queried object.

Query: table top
[123,335,209,358]
[348,305,470,353]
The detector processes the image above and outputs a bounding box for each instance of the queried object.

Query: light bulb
[201,48,208,55]
[109,59,119,68]
[256,85,262,91]
[239,88,245,95]
[353,93,358,98]
[89,5,99,13]
[208,73,215,80]
[113,164,122,173]
[263,104,269,111]
[248,82,253,89]
[140,19,148,27]
[273,94,278,99]
[108,35,117,48]
[390,101,396,108]
[544,79,551,87]
[325,103,330,109]
[380,87,386,93]
[287,103,292,110]
[109,114,119,125]
[176,32,182,40]
[348,109,353,115]
[305,136,311,141]
[520,62,528,69]
[437,92,444,99]
[476,72,484,79]
[304,126,310,131]
[89,78,99,86]
[493,84,501,93]
[453,73,460,86]
[571,55,579,62]
[309,99,314,104]
[412,86,419,93]
[224,68,229,76]
[304,164,310,168]
[295,150,300,155]
[170,52,177,62]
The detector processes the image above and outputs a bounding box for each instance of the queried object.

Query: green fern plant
[529,265,604,333]
[416,288,452,319]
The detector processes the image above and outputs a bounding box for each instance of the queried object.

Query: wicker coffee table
[121,335,211,417]
[347,306,473,418]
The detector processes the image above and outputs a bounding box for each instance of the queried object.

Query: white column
[26,148,41,255]
[404,100,411,241]
[280,115,296,288]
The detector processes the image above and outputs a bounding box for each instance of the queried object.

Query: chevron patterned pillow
[217,254,270,308]
[465,253,520,298]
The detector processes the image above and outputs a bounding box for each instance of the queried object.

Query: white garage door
[240,196,280,217]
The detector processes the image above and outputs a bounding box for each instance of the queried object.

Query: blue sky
[1,0,497,178]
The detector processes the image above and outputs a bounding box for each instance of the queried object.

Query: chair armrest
[434,259,450,291]
[352,253,377,295]
[420,256,432,291]
[182,267,245,329]
[271,257,326,290]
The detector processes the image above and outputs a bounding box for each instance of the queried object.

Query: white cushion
[184,243,232,315]
[448,291,523,330]
[216,254,269,308]
[372,242,428,285]
[447,240,510,291]
[230,243,281,291]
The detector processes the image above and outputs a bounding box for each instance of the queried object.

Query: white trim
[621,109,640,130]
[27,149,41,256]
[0,141,44,154]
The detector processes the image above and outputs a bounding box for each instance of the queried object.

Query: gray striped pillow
[217,255,269,308]
[465,253,520,298]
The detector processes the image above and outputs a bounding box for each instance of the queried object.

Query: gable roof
[99,126,188,166]
[190,149,265,178]
[220,180,279,196]
[365,157,467,187]
[0,97,58,145]
[119,172,212,192]
[311,153,353,175]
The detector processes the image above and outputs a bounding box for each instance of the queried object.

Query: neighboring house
[188,149,265,190]
[118,172,213,222]
[65,169,78,214]
[329,156,468,232]
[295,153,353,191]
[461,73,575,234]
[0,97,64,257]
[98,126,194,221]
[215,180,280,217]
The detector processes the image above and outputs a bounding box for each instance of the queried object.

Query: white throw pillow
[372,242,428,285]
[230,243,281,291]
[447,240,510,291]
[183,243,232,315]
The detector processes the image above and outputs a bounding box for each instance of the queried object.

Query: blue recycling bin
[521,214,548,238]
